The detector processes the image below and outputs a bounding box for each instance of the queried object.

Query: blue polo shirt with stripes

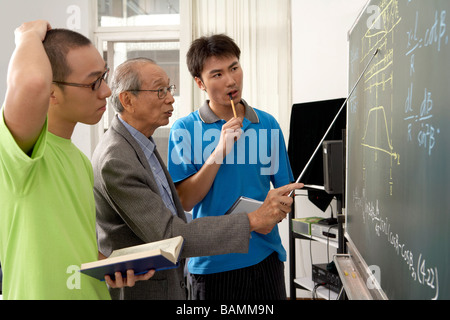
[168,100,294,275]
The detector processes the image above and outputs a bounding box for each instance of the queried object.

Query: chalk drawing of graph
[361,106,400,196]
[362,106,399,163]
[357,0,401,196]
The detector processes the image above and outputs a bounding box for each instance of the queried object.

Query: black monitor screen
[287,98,346,211]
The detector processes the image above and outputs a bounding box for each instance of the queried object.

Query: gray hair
[109,58,156,113]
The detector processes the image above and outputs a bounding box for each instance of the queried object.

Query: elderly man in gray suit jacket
[92,57,302,300]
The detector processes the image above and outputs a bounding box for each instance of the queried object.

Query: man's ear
[119,91,134,113]
[194,77,207,92]
[49,84,61,106]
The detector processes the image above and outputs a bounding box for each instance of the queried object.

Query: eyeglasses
[130,85,176,99]
[52,68,110,91]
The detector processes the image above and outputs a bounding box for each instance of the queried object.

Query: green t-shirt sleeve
[0,108,48,191]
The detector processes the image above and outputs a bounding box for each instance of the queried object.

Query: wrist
[16,30,43,45]
[206,145,225,165]
[247,210,259,232]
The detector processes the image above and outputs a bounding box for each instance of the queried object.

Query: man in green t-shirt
[0,20,154,300]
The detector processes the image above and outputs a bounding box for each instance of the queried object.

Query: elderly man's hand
[248,183,304,234]
[105,269,155,288]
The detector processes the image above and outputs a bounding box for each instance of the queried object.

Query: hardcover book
[80,236,184,281]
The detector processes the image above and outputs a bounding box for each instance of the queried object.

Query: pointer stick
[289,49,380,197]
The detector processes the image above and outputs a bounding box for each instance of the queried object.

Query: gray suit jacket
[92,115,250,300]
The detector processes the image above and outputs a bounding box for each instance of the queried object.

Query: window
[98,0,180,27]
[100,40,181,130]
[95,0,181,131]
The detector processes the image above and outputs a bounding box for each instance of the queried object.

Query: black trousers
[190,252,287,300]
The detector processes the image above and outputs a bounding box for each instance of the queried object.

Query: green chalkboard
[346,0,450,300]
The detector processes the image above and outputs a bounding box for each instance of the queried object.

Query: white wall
[292,0,368,104]
[287,0,368,299]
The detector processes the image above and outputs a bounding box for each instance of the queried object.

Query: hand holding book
[105,269,155,288]
[81,236,184,281]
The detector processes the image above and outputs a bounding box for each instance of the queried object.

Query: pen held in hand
[229,93,238,118]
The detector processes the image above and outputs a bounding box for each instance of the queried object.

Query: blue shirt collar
[198,99,260,124]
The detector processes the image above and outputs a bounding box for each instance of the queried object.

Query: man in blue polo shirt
[168,34,294,300]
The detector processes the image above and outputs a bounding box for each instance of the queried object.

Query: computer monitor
[288,98,346,211]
